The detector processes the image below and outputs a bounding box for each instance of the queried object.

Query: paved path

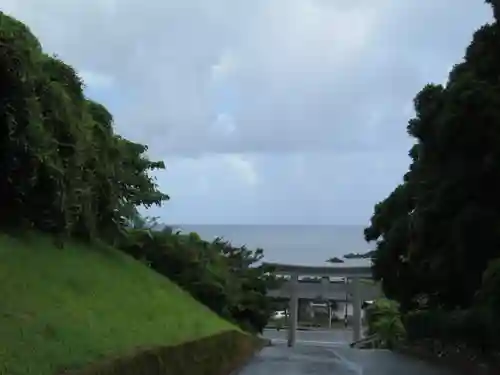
[239,329,456,375]
[263,327,354,345]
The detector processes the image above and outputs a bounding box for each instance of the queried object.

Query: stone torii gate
[264,262,374,347]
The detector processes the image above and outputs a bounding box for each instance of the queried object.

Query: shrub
[403,309,449,341]
[458,307,500,352]
[403,308,500,352]
[476,257,500,313]
[365,298,405,348]
[63,330,266,375]
[118,224,277,334]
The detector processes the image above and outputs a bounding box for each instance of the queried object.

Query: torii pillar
[287,273,299,347]
[352,276,362,342]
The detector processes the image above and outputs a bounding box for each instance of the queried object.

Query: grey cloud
[148,150,411,225]
[3,0,492,157]
[1,0,495,231]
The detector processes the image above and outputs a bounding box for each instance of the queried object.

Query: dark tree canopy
[343,251,375,259]
[326,256,344,263]
[0,12,168,241]
[365,1,500,311]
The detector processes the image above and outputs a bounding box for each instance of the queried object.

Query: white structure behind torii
[264,262,375,347]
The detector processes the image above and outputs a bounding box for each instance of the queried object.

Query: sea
[166,224,373,268]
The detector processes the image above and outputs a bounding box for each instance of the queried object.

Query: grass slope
[0,234,235,375]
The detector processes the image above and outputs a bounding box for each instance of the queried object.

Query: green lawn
[0,233,235,375]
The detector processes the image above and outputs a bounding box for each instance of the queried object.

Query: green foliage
[404,309,453,341]
[475,257,500,313]
[363,3,500,355]
[403,308,499,352]
[0,11,168,242]
[0,12,272,374]
[364,2,500,315]
[69,331,266,375]
[0,10,273,335]
[0,234,234,375]
[343,251,374,259]
[366,299,405,348]
[118,222,277,334]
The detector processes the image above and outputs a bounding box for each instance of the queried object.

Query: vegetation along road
[3,0,500,374]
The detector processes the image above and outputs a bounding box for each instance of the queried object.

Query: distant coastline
[163,224,375,267]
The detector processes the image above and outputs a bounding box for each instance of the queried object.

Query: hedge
[403,308,500,352]
[61,330,267,375]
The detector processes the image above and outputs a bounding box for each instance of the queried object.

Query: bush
[461,308,497,351]
[403,308,500,352]
[118,223,277,334]
[476,257,500,313]
[401,221,500,353]
[365,298,405,348]
[403,309,448,341]
[63,330,266,375]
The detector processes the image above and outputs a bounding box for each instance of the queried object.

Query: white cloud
[223,154,259,186]
[210,51,237,82]
[211,113,236,137]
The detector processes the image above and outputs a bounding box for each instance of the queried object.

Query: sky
[174,224,374,266]
[1,1,494,260]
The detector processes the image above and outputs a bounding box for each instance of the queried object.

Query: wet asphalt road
[263,327,354,346]
[239,329,456,375]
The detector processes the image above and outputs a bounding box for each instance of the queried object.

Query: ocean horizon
[165,224,374,267]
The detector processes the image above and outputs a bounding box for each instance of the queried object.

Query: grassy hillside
[0,234,235,375]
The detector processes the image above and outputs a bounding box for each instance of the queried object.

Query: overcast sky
[3,0,493,226]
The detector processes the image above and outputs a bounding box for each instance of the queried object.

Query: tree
[365,2,500,311]
[326,256,344,263]
[118,227,277,333]
[343,252,375,259]
[364,183,421,311]
[0,12,168,243]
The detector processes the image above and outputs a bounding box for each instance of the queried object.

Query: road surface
[263,327,354,345]
[239,329,455,375]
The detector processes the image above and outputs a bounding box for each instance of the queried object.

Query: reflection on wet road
[239,329,456,375]
[263,327,354,346]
